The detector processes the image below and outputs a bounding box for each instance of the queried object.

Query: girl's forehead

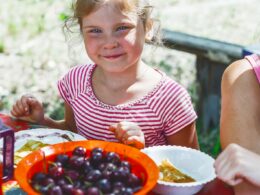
[82,2,139,25]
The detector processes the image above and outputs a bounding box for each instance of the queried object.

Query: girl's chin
[98,64,131,73]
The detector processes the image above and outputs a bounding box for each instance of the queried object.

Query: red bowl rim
[15,140,159,195]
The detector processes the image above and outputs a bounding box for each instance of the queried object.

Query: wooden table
[0,113,234,195]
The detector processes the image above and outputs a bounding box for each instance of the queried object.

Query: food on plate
[12,129,86,165]
[15,131,74,142]
[30,146,143,194]
[158,159,195,183]
[14,140,49,165]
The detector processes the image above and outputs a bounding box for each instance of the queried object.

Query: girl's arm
[166,122,199,149]
[41,102,77,132]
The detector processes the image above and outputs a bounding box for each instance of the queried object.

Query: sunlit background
[0,0,259,156]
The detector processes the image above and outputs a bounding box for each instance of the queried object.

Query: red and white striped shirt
[57,64,197,147]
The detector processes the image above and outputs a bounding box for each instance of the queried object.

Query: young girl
[11,0,198,149]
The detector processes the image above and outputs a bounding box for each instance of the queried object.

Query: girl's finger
[124,129,142,137]
[12,102,24,116]
[14,100,25,114]
[108,124,117,133]
[10,108,18,117]
[125,136,144,149]
[115,127,127,141]
[21,97,31,113]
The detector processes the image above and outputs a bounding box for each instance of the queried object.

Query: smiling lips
[103,53,125,60]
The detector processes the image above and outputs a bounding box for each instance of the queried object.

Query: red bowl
[15,140,159,194]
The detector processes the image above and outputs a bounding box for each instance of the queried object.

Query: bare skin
[218,58,260,194]
[215,144,260,188]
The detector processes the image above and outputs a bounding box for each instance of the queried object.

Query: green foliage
[49,105,64,120]
[8,22,18,36]
[197,120,221,158]
[46,100,65,121]
[158,60,173,73]
[59,12,70,22]
[0,41,4,53]
[37,14,45,34]
[0,95,10,112]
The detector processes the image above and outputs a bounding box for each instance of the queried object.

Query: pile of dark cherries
[30,146,143,195]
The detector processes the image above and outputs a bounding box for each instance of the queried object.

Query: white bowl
[141,145,216,195]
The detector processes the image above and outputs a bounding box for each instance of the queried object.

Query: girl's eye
[89,28,102,33]
[116,26,130,31]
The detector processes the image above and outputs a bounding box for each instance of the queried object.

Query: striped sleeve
[57,73,72,105]
[57,65,89,105]
[163,84,197,136]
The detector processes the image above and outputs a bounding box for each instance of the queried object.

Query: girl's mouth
[103,53,125,60]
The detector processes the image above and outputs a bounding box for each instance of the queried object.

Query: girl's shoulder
[57,64,96,101]
[64,64,95,78]
[153,72,191,101]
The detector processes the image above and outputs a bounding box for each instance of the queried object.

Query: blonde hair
[64,0,161,45]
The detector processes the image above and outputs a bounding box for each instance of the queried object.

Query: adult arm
[220,59,260,194]
[220,59,260,153]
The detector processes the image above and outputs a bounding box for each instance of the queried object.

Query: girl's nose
[103,35,119,49]
[103,41,119,49]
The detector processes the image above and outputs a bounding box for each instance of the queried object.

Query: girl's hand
[214,143,260,187]
[10,94,45,124]
[109,121,145,149]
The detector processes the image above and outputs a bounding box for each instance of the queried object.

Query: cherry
[105,152,120,165]
[69,155,85,169]
[48,165,64,179]
[86,186,101,195]
[91,147,103,155]
[48,185,63,195]
[85,169,102,182]
[72,146,86,157]
[31,172,47,184]
[64,169,80,180]
[96,178,112,193]
[55,154,69,166]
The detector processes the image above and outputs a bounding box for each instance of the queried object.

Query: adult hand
[214,143,260,187]
[109,121,145,149]
[10,94,45,124]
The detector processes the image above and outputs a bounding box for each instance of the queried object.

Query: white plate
[14,128,86,151]
[0,128,86,159]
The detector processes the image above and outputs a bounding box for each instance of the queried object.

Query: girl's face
[82,2,146,73]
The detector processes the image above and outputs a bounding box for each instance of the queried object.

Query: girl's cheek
[84,36,102,48]
[123,33,137,46]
